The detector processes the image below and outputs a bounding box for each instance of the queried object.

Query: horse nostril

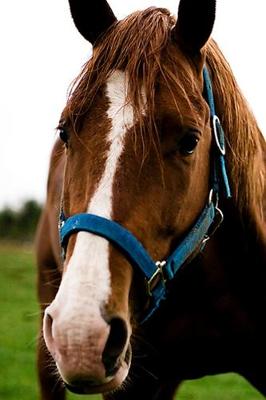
[43,312,55,354]
[102,317,128,377]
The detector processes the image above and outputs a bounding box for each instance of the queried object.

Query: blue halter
[59,66,231,323]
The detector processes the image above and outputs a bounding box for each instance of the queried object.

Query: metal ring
[212,115,226,156]
[208,189,219,208]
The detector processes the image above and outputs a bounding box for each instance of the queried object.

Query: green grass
[0,244,264,400]
[0,244,39,399]
[178,374,265,400]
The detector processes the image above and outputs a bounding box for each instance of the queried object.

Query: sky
[0,0,265,209]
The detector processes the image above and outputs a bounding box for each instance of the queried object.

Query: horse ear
[68,0,117,45]
[173,0,216,53]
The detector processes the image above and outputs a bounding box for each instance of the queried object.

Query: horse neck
[207,188,266,317]
[231,132,266,258]
[222,195,266,262]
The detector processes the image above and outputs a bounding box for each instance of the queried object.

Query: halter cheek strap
[203,67,232,199]
[58,66,231,323]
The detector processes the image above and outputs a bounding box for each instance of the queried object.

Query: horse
[35,0,266,399]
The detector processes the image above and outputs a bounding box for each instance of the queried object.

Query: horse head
[43,0,219,394]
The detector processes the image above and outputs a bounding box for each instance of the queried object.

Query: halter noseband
[59,66,231,323]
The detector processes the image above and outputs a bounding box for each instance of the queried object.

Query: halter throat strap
[58,66,231,323]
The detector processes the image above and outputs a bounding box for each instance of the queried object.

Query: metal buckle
[200,206,224,251]
[211,206,224,236]
[203,189,224,248]
[201,234,210,247]
[212,115,226,156]
[146,260,167,297]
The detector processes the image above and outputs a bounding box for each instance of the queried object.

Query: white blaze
[51,71,134,318]
[89,70,134,217]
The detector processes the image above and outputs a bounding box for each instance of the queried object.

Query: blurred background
[0,0,265,213]
[0,1,265,399]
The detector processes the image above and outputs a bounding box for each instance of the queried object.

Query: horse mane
[206,41,265,218]
[63,7,265,219]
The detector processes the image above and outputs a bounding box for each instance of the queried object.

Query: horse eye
[179,133,199,155]
[59,128,69,146]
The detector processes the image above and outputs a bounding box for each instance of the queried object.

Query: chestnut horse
[36,0,266,399]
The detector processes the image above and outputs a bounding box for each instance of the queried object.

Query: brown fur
[63,7,265,217]
[36,6,266,400]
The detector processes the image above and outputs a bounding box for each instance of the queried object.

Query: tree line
[0,200,42,242]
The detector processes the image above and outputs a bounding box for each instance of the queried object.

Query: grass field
[0,244,264,400]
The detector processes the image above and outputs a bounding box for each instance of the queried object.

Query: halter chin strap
[59,66,231,323]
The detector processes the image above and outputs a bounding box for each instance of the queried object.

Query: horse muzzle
[43,303,131,394]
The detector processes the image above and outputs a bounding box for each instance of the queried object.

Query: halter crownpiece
[59,66,231,323]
